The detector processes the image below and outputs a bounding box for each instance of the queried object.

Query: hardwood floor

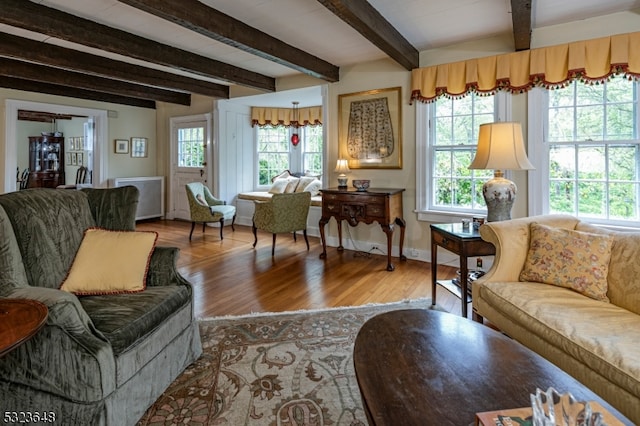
[137,219,466,319]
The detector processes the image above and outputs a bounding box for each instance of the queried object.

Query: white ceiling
[9,0,640,106]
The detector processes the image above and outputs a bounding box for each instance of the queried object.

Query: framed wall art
[338,86,402,169]
[130,137,148,158]
[115,139,129,154]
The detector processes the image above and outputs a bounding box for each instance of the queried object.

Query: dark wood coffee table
[353,309,632,426]
[0,299,48,357]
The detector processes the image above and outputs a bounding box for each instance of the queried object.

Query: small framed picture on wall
[115,139,129,154]
[130,137,148,158]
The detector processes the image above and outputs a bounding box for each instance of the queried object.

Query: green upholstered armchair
[185,182,236,240]
[252,192,312,256]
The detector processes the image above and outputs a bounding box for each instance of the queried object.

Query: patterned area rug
[137,298,438,425]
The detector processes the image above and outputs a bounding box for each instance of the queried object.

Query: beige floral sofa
[472,214,640,424]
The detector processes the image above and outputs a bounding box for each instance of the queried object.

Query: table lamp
[335,158,350,188]
[468,122,534,222]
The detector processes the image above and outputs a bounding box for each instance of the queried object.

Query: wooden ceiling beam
[1,0,275,92]
[1,77,156,109]
[0,32,229,99]
[511,0,532,51]
[18,110,80,123]
[117,0,340,82]
[0,58,190,105]
[317,0,418,71]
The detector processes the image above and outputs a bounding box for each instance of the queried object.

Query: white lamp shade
[335,158,350,173]
[469,122,534,171]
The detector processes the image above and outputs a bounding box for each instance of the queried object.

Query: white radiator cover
[110,176,164,220]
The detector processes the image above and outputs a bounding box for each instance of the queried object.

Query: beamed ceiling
[0,0,637,108]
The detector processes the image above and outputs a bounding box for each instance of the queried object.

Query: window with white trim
[416,92,509,221]
[177,124,205,168]
[256,125,323,186]
[528,78,640,227]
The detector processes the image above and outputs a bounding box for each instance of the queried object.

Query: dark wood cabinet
[28,136,65,188]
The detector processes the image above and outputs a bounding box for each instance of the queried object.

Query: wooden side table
[430,223,495,317]
[0,299,48,357]
[319,187,406,271]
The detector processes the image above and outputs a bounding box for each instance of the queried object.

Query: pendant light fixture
[290,101,300,147]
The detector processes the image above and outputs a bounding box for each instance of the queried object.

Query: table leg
[460,255,469,318]
[395,217,407,261]
[381,223,395,271]
[431,236,437,306]
[336,219,344,251]
[319,216,329,259]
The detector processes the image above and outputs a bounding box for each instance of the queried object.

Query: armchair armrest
[146,246,190,287]
[204,193,225,206]
[253,200,274,229]
[0,287,116,401]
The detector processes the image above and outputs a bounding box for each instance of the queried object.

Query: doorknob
[199,169,204,177]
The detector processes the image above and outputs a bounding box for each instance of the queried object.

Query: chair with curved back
[185,182,236,240]
[18,168,30,190]
[56,166,88,189]
[252,192,312,256]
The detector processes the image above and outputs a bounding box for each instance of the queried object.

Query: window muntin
[430,94,495,213]
[303,126,323,177]
[257,125,290,185]
[256,125,323,186]
[177,125,205,168]
[545,79,640,224]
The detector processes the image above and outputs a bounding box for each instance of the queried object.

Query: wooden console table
[431,223,495,317]
[319,187,406,271]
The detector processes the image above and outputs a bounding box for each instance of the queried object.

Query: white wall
[214,100,253,203]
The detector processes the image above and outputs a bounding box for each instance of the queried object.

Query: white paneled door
[170,115,211,220]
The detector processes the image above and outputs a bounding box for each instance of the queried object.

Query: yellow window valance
[411,31,640,103]
[251,106,322,127]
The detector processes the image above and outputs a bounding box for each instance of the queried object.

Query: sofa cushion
[238,191,323,207]
[303,179,322,196]
[295,176,317,193]
[0,205,29,297]
[0,189,96,289]
[79,285,192,355]
[81,186,139,231]
[576,223,640,316]
[478,280,640,399]
[519,223,614,301]
[268,178,290,194]
[60,228,158,295]
[284,177,300,192]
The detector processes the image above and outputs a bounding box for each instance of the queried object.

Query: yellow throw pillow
[60,228,158,295]
[519,222,614,302]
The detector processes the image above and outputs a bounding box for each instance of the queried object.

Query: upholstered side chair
[185,182,236,240]
[252,192,311,256]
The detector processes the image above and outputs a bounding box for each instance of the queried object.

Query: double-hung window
[256,125,323,186]
[528,78,640,227]
[416,92,509,221]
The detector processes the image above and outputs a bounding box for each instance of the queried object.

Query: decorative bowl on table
[352,179,370,191]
